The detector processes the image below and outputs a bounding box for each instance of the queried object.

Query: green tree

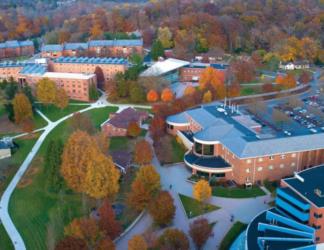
[129,82,145,103]
[157,27,173,49]
[151,40,164,61]
[89,84,99,101]
[45,139,64,192]
[4,81,18,100]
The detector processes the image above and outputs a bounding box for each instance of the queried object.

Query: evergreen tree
[45,139,64,192]
[151,40,164,61]
[89,84,99,101]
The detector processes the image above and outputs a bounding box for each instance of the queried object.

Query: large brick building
[0,55,128,101]
[41,39,143,59]
[179,63,228,82]
[166,104,324,185]
[246,166,324,249]
[0,40,34,59]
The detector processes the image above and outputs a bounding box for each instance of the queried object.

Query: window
[195,142,202,154]
[246,169,250,173]
[269,165,273,170]
[313,224,322,230]
[314,213,323,219]
[292,153,296,158]
[246,159,252,164]
[258,158,263,162]
[257,167,263,172]
[269,156,274,160]
[203,145,214,156]
[281,155,285,159]
[280,164,284,168]
[291,162,296,167]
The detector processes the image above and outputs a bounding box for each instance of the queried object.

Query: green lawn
[171,137,186,163]
[109,137,129,151]
[9,106,118,250]
[0,134,40,250]
[212,186,266,198]
[264,180,279,197]
[178,194,219,219]
[0,104,5,117]
[219,222,247,250]
[36,104,90,122]
[34,112,48,129]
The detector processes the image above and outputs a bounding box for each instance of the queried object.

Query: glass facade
[194,142,214,156]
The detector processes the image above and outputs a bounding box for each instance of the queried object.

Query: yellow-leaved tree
[12,93,33,124]
[61,130,120,199]
[128,235,148,250]
[55,87,69,109]
[193,180,211,203]
[36,78,57,104]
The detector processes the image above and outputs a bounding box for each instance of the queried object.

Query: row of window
[246,154,297,163]
[246,163,296,173]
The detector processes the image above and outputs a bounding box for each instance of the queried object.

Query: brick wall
[102,123,127,136]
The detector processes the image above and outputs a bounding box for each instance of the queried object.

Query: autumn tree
[262,83,274,93]
[128,235,148,250]
[98,199,122,240]
[189,218,213,250]
[161,88,174,102]
[64,218,105,249]
[299,71,311,84]
[69,112,96,135]
[202,90,213,103]
[55,88,69,110]
[193,180,212,203]
[128,165,161,211]
[55,236,87,250]
[184,85,196,96]
[21,118,35,133]
[146,89,159,102]
[148,191,175,226]
[199,67,226,98]
[230,59,256,84]
[157,27,173,49]
[61,130,120,199]
[12,93,33,125]
[134,140,153,165]
[94,66,105,89]
[157,228,189,250]
[36,78,57,104]
[127,121,141,137]
[149,115,166,142]
[97,237,115,250]
[227,84,241,97]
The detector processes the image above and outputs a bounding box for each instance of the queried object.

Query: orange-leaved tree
[189,218,213,250]
[55,236,87,250]
[55,87,69,110]
[12,93,33,125]
[199,67,225,90]
[128,235,148,250]
[157,228,189,250]
[184,85,196,96]
[148,191,175,226]
[202,90,212,103]
[146,89,159,102]
[128,165,161,211]
[161,88,174,102]
[127,121,141,137]
[61,130,120,199]
[134,140,153,165]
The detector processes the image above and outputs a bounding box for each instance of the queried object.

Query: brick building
[166,105,324,185]
[246,166,324,249]
[0,40,34,59]
[41,39,143,58]
[101,107,148,137]
[179,63,228,82]
[50,56,128,81]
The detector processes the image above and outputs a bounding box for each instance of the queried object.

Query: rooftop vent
[294,172,304,183]
[314,189,324,198]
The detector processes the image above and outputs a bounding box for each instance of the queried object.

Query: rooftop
[166,103,324,158]
[42,72,96,80]
[54,56,128,65]
[283,165,324,208]
[0,40,33,49]
[184,152,231,169]
[140,58,190,77]
[20,64,47,75]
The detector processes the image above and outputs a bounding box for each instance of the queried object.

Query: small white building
[0,137,13,160]
[279,61,310,70]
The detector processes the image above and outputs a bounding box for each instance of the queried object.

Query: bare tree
[272,109,291,129]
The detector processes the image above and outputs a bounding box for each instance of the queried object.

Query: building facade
[0,40,34,59]
[166,105,324,185]
[179,63,228,82]
[41,39,143,59]
[246,166,324,249]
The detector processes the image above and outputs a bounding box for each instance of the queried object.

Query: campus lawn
[178,194,220,219]
[36,104,90,122]
[0,134,40,250]
[87,106,117,129]
[212,186,266,198]
[9,106,119,250]
[109,137,129,151]
[34,112,48,129]
[219,221,247,250]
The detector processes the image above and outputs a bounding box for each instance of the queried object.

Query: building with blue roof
[0,40,34,59]
[166,103,324,184]
[41,39,143,59]
[246,165,324,249]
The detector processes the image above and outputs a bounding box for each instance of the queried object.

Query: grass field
[219,221,247,250]
[171,137,186,163]
[0,134,40,250]
[36,104,90,122]
[212,186,265,198]
[9,106,118,250]
[178,194,219,218]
